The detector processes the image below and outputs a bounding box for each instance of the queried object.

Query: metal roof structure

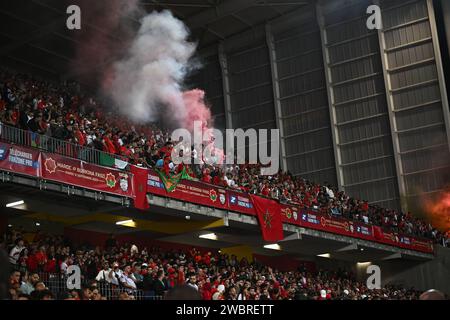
[0,0,312,82]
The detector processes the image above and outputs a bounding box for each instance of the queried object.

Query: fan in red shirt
[167,267,177,287]
[212,170,226,187]
[26,253,38,273]
[203,252,211,266]
[202,169,212,184]
[163,156,172,176]
[44,256,57,273]
[177,266,186,285]
[360,201,369,212]
[74,125,86,146]
[103,132,116,154]
[194,252,202,265]
[261,184,270,197]
[201,281,213,300]
[37,99,46,111]
[34,247,48,272]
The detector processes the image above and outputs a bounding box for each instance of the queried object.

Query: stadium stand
[0,69,448,247]
[4,228,444,300]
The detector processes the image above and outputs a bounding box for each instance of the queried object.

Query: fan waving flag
[155,167,197,192]
[250,195,284,242]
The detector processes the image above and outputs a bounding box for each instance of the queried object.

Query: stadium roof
[0,0,312,81]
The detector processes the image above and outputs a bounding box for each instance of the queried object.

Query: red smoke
[182,89,224,165]
[182,89,212,133]
[423,189,450,234]
[71,3,217,147]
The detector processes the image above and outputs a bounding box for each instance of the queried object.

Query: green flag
[155,167,196,192]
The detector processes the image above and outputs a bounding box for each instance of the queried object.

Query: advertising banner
[147,169,228,210]
[41,152,133,197]
[228,190,256,216]
[146,170,434,253]
[0,142,40,177]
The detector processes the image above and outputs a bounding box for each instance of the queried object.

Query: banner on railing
[0,142,40,177]
[147,169,229,210]
[282,209,376,241]
[228,190,256,216]
[40,153,134,197]
[0,140,434,254]
[146,171,433,253]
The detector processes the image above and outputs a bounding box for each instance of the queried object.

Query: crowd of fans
[3,229,440,301]
[0,69,448,246]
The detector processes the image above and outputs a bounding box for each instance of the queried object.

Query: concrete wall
[377,246,450,294]
[315,246,450,294]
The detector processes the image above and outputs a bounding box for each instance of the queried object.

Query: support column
[265,23,288,172]
[374,0,409,212]
[218,43,234,130]
[427,0,450,151]
[316,2,345,191]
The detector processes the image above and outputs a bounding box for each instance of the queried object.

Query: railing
[0,122,125,169]
[36,272,163,300]
[0,123,444,247]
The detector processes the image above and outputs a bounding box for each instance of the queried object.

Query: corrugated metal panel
[227,43,275,131]
[188,54,226,125]
[378,0,450,205]
[318,0,401,208]
[273,12,337,185]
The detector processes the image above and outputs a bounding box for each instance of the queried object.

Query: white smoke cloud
[107,10,198,125]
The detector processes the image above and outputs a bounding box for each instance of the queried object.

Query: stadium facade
[1,0,450,297]
[191,0,450,214]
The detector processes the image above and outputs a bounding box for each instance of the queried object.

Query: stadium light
[6,200,25,208]
[116,219,136,228]
[317,253,331,258]
[264,244,281,251]
[199,233,218,241]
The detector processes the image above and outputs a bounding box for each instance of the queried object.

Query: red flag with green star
[130,165,150,210]
[250,195,284,242]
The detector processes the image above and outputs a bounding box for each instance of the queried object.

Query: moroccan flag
[155,167,196,192]
[250,195,284,242]
[130,165,149,210]
[373,226,383,240]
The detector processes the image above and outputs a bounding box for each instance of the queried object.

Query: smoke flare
[72,2,213,132]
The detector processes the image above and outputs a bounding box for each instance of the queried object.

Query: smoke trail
[182,89,212,132]
[105,10,212,132]
[71,1,212,132]
[71,0,140,87]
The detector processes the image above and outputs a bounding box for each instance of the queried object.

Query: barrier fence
[0,122,437,253]
[30,271,163,300]
[0,123,124,169]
